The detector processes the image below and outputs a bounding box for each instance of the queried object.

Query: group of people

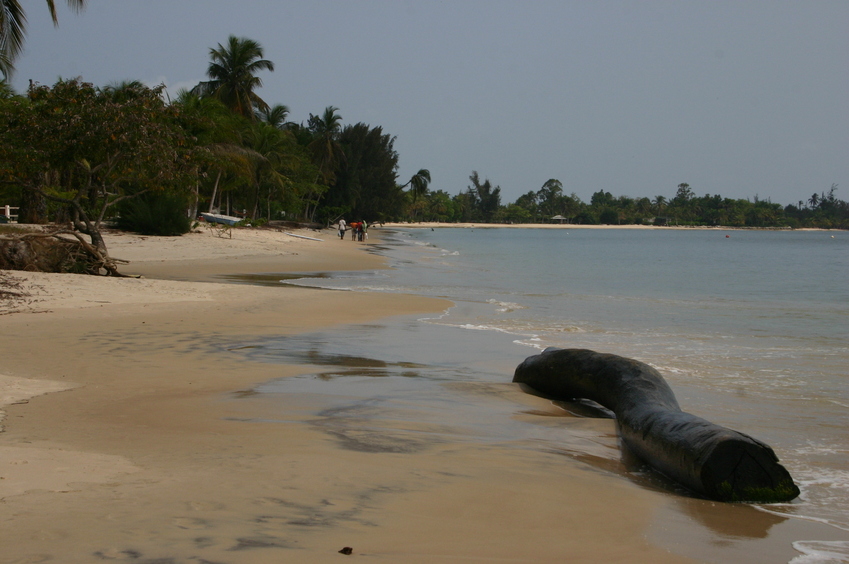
[337,218,368,241]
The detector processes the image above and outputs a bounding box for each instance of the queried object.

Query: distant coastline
[380,222,842,231]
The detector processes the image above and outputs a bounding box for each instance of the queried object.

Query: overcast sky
[9,0,848,206]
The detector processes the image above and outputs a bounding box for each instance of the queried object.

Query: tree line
[416,177,848,229]
[1,35,433,250]
[2,31,845,253]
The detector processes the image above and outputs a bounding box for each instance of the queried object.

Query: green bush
[116,192,191,236]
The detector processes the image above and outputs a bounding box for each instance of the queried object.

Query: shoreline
[2,225,695,562]
[380,221,842,231]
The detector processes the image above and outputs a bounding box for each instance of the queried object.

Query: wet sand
[0,224,810,563]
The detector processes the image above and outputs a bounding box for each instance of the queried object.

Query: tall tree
[173,89,255,217]
[0,0,86,78]
[652,195,667,215]
[0,77,14,97]
[192,35,274,120]
[258,103,290,129]
[466,171,501,222]
[322,122,401,223]
[0,79,199,261]
[241,119,316,221]
[400,168,431,202]
[307,106,343,183]
[673,182,694,204]
[301,106,344,220]
[537,178,563,217]
[515,190,539,221]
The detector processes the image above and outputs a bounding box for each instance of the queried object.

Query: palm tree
[243,121,305,220]
[100,79,147,103]
[635,197,653,218]
[258,103,289,129]
[400,169,431,202]
[652,195,667,214]
[192,35,274,120]
[174,89,256,216]
[307,106,343,184]
[0,77,14,97]
[303,106,343,221]
[1,0,86,78]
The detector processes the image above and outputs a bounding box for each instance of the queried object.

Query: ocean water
[232,226,849,562]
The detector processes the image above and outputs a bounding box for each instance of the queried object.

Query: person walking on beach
[338,218,347,239]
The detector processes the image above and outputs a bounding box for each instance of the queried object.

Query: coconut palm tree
[652,195,667,215]
[1,0,86,78]
[0,77,14,97]
[300,106,344,221]
[192,35,274,120]
[400,169,431,202]
[307,106,343,184]
[258,103,289,129]
[243,121,299,220]
[174,89,255,216]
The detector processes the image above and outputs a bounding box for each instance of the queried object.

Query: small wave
[795,443,849,456]
[426,319,537,340]
[548,324,586,334]
[486,299,526,313]
[513,339,546,350]
[754,504,849,533]
[796,468,849,492]
[457,323,507,332]
[355,285,409,292]
[281,282,355,291]
[790,540,849,563]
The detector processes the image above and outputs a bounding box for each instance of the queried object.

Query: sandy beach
[383,221,676,229]
[2,224,702,563]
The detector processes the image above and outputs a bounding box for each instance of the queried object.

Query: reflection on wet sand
[227,321,848,563]
[682,498,787,539]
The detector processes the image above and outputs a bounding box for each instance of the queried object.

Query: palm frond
[1,0,85,78]
[0,0,26,77]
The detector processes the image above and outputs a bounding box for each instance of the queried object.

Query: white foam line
[790,540,849,564]
[753,505,849,533]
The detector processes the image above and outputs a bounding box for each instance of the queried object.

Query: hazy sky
[9,0,848,206]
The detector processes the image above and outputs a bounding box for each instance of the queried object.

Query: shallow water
[229,226,849,563]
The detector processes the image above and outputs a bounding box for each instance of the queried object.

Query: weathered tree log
[0,230,128,276]
[513,348,800,502]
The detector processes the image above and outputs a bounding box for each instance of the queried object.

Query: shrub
[116,192,191,236]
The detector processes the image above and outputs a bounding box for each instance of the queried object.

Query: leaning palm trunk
[208,171,222,213]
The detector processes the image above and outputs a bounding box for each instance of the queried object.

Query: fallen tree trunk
[513,348,800,502]
[0,230,127,276]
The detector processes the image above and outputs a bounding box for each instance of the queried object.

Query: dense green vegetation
[0,35,428,245]
[422,177,848,229]
[1,33,846,252]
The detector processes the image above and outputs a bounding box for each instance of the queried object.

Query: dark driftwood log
[513,348,800,502]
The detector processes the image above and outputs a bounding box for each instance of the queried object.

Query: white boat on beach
[200,212,243,226]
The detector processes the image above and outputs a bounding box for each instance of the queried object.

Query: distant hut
[551,215,567,224]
